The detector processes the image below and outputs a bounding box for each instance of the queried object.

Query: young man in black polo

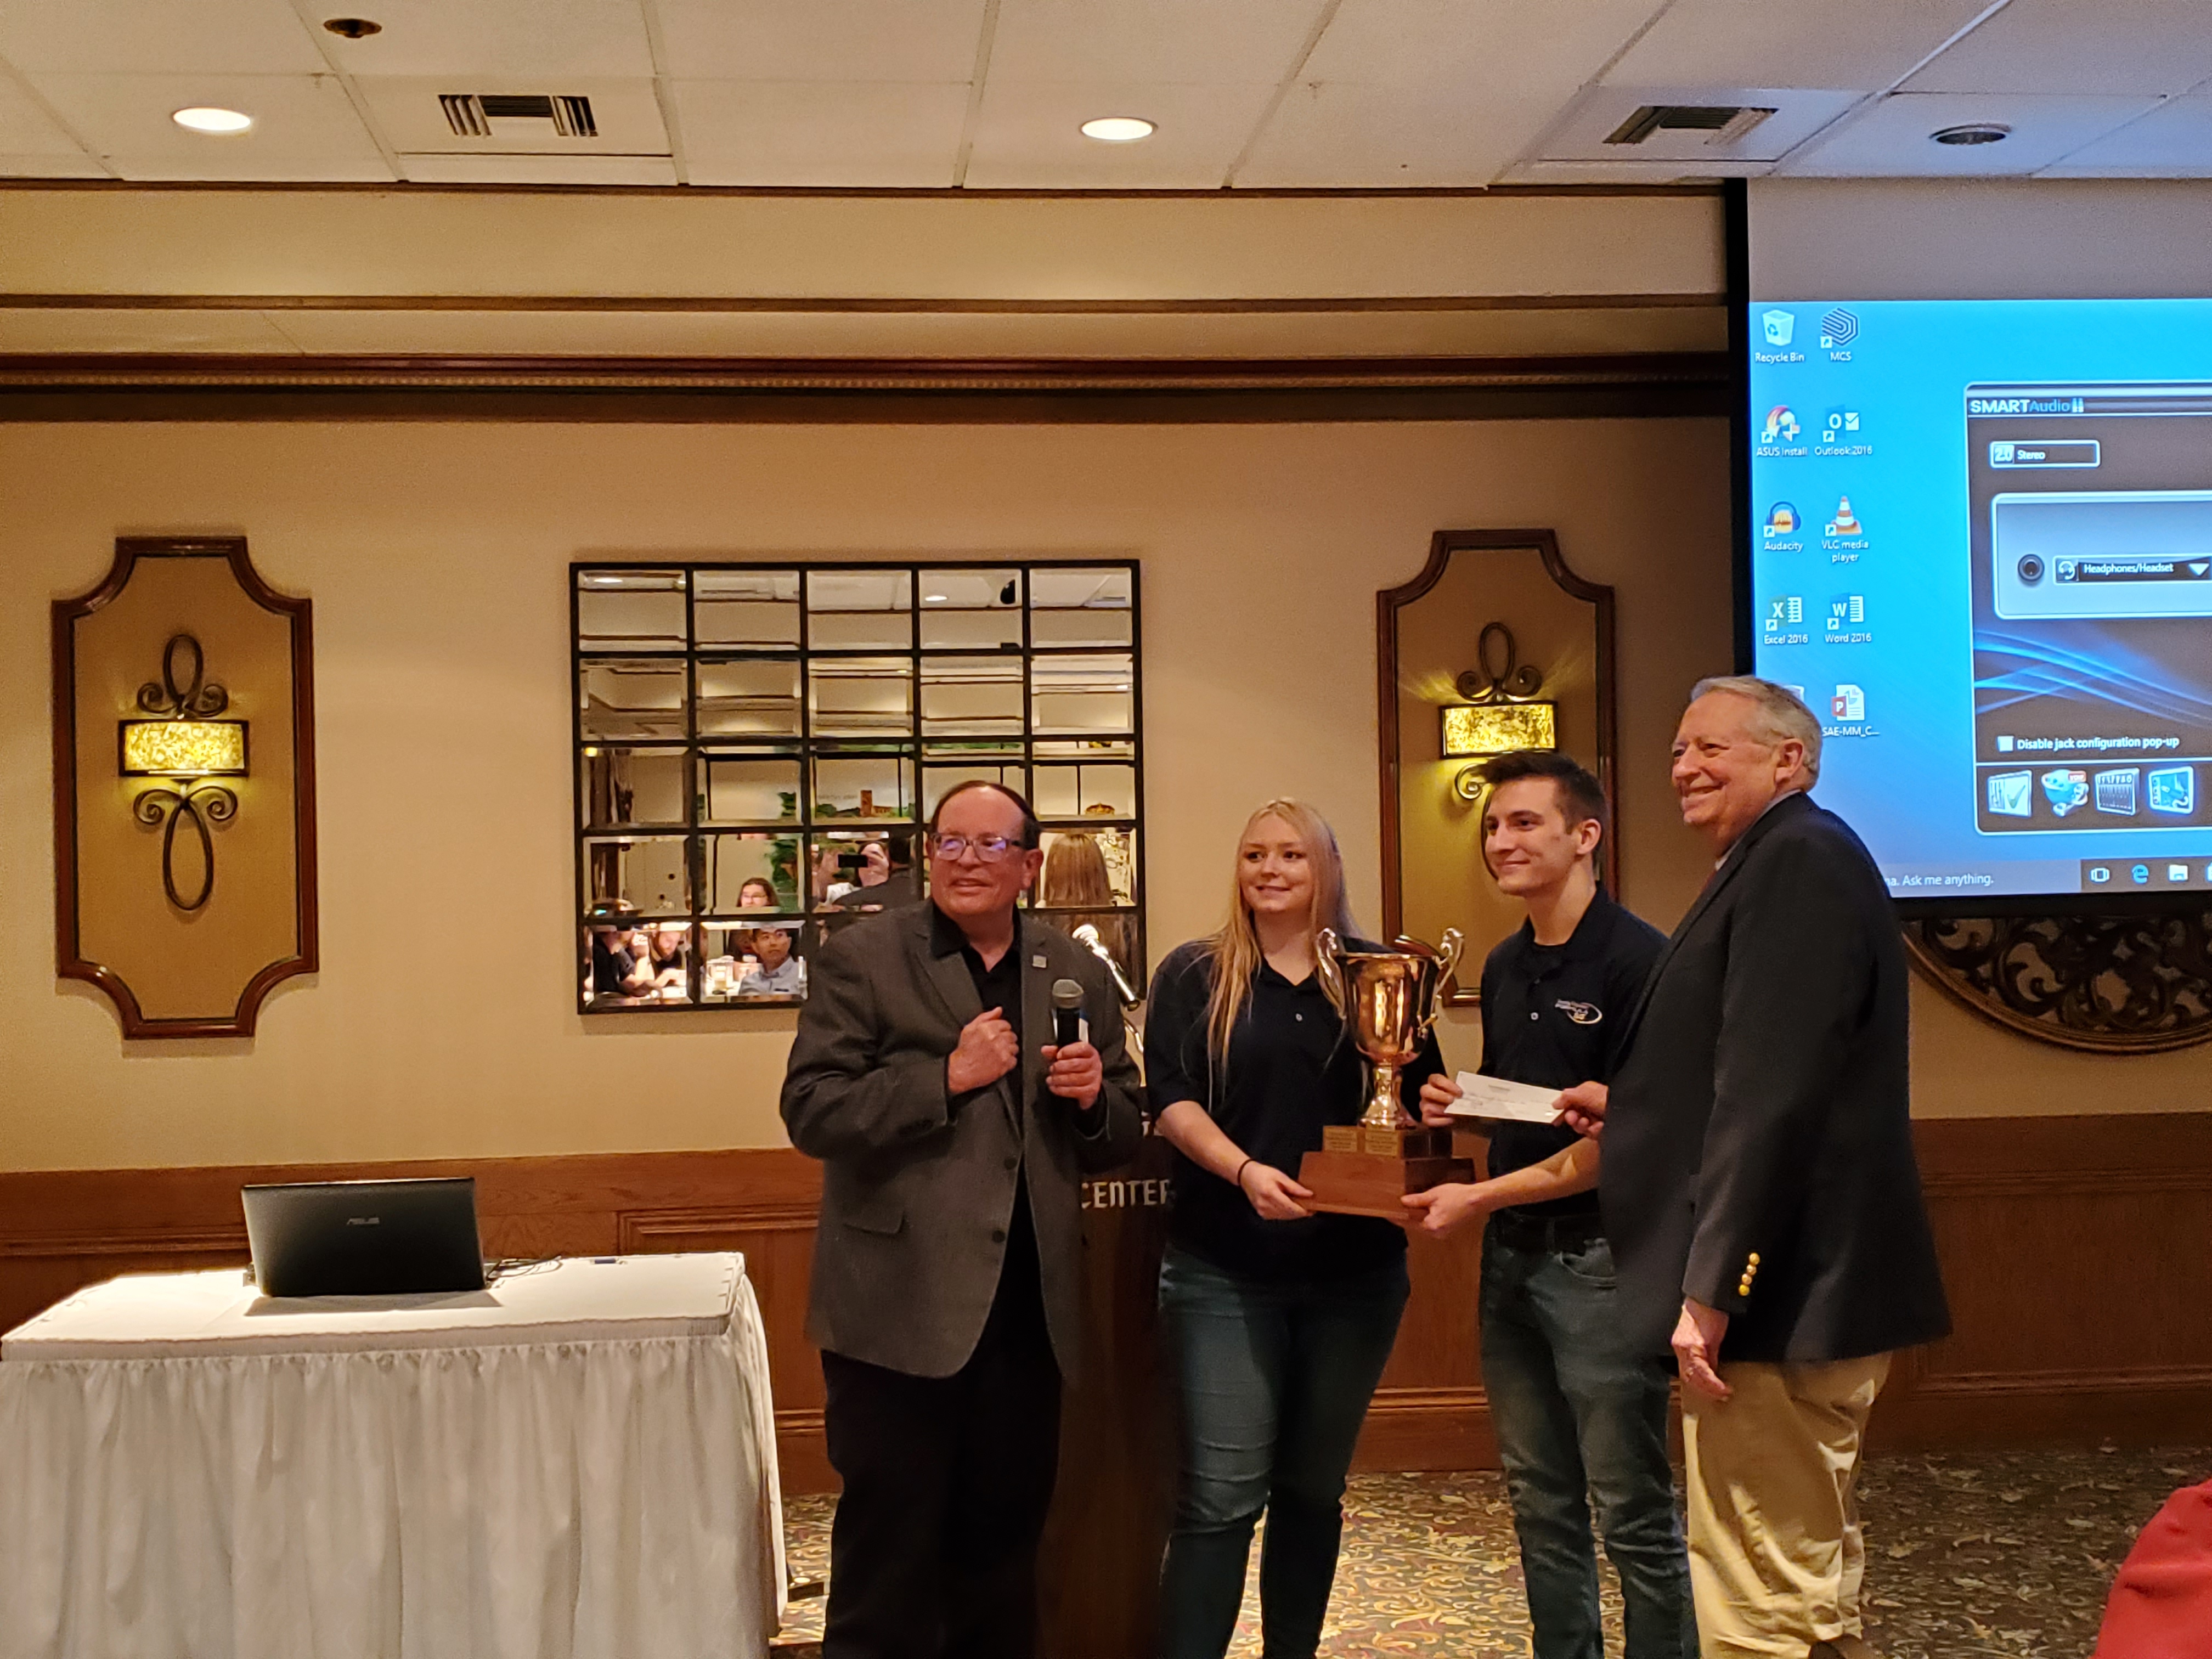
[1403,752,1695,1659]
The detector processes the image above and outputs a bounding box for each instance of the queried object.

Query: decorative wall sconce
[118,634,250,912]
[54,536,317,1039]
[1441,622,1558,800]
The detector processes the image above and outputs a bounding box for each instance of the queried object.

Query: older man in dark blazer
[1562,676,1948,1659]
[781,780,1143,1659]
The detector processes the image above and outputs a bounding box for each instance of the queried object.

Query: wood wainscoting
[2,1112,2207,1502]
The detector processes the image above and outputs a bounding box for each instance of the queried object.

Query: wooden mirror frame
[1378,529,1617,1004]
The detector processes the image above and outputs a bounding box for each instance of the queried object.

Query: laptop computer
[242,1177,488,1297]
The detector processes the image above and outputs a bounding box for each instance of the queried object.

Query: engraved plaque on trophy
[1296,928,1474,1220]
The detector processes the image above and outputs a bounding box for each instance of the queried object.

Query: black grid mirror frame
[571,560,1146,1014]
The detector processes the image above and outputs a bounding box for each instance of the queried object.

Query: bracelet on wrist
[1233,1156,1256,1188]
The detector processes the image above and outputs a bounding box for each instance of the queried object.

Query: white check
[1446,1072,1567,1124]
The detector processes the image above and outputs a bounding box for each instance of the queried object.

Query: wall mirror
[573,561,1144,1013]
[1379,531,1616,1004]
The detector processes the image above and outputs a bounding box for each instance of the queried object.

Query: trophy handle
[1419,928,1465,1035]
[1435,928,1464,994]
[1314,927,1346,1009]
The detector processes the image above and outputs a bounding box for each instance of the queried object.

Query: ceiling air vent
[439,93,597,140]
[1604,105,1774,146]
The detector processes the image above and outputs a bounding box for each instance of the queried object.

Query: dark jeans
[819,1257,1062,1659]
[1480,1225,1696,1659]
[1156,1246,1410,1659]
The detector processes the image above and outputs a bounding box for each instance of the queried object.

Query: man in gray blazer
[1564,677,1948,1659]
[781,780,1144,1659]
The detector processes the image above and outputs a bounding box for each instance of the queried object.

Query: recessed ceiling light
[323,16,382,37]
[1080,116,1155,143]
[172,106,253,134]
[1932,122,2010,146]
[924,593,949,603]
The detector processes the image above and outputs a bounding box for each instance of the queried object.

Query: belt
[1487,1208,1606,1253]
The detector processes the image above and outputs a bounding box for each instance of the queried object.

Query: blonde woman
[1146,800,1442,1659]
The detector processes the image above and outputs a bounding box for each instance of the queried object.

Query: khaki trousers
[1680,1352,1892,1659]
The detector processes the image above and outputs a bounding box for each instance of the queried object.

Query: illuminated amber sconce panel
[53,537,317,1039]
[1440,699,1559,760]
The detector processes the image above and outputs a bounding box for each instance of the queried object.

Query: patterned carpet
[772,1443,2209,1657]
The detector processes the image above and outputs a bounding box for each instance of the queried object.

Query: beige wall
[0,416,2195,1175]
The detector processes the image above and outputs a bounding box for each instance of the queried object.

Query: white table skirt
[0,1256,785,1659]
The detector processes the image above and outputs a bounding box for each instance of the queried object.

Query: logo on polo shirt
[1553,999,1602,1025]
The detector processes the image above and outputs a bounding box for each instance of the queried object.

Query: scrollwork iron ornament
[1453,621,1544,703]
[126,632,242,914]
[138,632,229,719]
[1903,911,2212,1053]
[132,782,239,912]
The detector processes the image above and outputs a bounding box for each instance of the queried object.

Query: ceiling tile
[35,71,394,180]
[1239,0,1668,187]
[355,76,667,155]
[986,0,1328,85]
[1906,0,2212,96]
[1605,0,1995,92]
[1779,91,2162,176]
[1297,0,1662,83]
[963,78,1276,188]
[0,151,109,177]
[2041,94,2212,175]
[0,0,322,76]
[0,70,89,152]
[308,0,654,80]
[673,80,968,187]
[401,154,681,184]
[653,0,989,83]
[1237,79,1554,186]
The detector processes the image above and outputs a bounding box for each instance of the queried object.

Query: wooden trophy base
[1297,1126,1474,1221]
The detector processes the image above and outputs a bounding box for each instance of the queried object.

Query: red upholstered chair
[2093,1477,2212,1658]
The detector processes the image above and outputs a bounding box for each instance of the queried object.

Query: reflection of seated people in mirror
[736,923,806,997]
[588,901,656,1000]
[647,923,690,993]
[1039,832,1135,985]
[737,876,779,911]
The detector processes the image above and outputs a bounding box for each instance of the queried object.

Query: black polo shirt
[1146,939,1443,1282]
[1479,890,1664,1219]
[929,902,1047,1318]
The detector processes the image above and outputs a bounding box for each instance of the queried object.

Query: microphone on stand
[1071,924,1139,1006]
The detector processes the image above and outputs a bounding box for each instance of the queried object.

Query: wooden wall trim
[4,1114,2207,1494]
[0,352,1730,424]
[0,294,1721,316]
[0,351,1728,391]
[0,179,1724,202]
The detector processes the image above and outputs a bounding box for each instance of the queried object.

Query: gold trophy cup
[1296,928,1475,1220]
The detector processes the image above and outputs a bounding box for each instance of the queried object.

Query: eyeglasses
[930,833,1024,862]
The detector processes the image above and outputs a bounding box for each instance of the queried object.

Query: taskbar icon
[2082,859,2212,891]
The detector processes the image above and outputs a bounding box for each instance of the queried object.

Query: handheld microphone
[1051,978,1086,1049]
[1046,978,1087,1111]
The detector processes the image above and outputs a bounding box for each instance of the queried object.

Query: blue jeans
[1480,1226,1696,1659]
[1156,1248,1410,1659]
